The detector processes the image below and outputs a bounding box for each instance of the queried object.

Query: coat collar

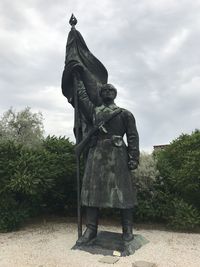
[99,103,118,111]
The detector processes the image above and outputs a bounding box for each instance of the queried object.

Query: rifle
[75,108,122,157]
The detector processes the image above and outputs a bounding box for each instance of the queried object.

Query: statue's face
[101,87,116,102]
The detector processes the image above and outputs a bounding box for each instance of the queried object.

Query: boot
[76,207,99,245]
[121,208,134,242]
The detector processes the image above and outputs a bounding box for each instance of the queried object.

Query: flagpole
[69,14,82,239]
[73,72,82,239]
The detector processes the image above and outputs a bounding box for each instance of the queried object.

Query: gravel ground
[0,218,200,267]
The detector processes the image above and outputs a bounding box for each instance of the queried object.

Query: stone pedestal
[72,231,149,256]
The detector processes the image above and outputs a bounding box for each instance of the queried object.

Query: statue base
[72,231,149,256]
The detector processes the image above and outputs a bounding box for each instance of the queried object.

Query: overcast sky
[0,0,200,151]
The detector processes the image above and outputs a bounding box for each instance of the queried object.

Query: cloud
[0,0,200,151]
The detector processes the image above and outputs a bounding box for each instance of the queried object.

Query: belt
[97,135,124,147]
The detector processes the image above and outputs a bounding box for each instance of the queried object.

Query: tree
[133,152,161,222]
[134,152,159,192]
[153,130,200,230]
[156,129,200,209]
[0,107,44,147]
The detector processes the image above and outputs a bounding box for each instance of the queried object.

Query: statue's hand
[128,160,138,170]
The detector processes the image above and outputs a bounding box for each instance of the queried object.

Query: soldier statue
[62,15,140,246]
[76,80,139,245]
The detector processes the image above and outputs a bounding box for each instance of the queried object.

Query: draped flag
[61,15,109,237]
[61,16,108,107]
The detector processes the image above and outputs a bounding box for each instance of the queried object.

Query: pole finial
[69,14,77,27]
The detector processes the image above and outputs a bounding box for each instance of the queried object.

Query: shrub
[133,142,200,231]
[0,136,76,232]
[0,195,30,232]
[168,198,200,231]
[1,126,199,232]
[151,130,200,230]
[134,152,159,193]
[156,130,200,209]
[41,136,76,214]
[133,152,160,222]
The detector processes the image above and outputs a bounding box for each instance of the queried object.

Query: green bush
[134,179,200,230]
[0,140,52,231]
[0,137,76,232]
[41,136,77,214]
[133,138,200,231]
[0,195,30,232]
[1,126,199,232]
[0,108,77,231]
[168,198,200,231]
[133,152,159,193]
[156,130,200,209]
[134,181,173,223]
[133,152,162,222]
[152,130,200,230]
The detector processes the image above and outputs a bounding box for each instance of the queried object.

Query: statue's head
[100,84,117,102]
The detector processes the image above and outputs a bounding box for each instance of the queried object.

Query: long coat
[78,89,139,209]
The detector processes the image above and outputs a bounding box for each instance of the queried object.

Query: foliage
[133,135,200,231]
[0,109,199,232]
[132,152,161,221]
[133,152,159,193]
[0,136,76,232]
[0,139,54,231]
[0,107,44,148]
[156,129,200,209]
[0,195,29,232]
[0,140,55,197]
[41,136,77,213]
[168,198,200,231]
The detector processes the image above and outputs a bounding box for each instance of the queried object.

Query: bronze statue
[62,14,139,246]
[76,81,139,244]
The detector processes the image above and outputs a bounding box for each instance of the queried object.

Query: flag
[61,27,108,106]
